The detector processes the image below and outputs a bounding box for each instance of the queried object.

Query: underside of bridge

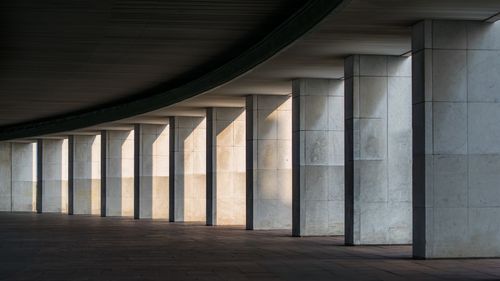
[1,1,500,280]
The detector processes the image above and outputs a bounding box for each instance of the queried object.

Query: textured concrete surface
[41,139,68,213]
[207,108,246,226]
[171,117,206,222]
[73,135,101,215]
[106,130,134,217]
[1,213,500,281]
[413,20,500,258]
[137,124,169,219]
[11,143,37,212]
[344,55,412,245]
[246,95,292,230]
[0,143,11,211]
[292,79,344,236]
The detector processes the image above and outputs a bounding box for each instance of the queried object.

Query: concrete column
[292,78,344,236]
[12,142,37,212]
[170,117,206,222]
[100,131,107,217]
[40,139,69,213]
[70,135,101,215]
[344,55,412,245]
[136,123,170,219]
[413,20,500,258]
[0,143,12,211]
[105,130,134,217]
[246,95,292,230]
[207,108,246,226]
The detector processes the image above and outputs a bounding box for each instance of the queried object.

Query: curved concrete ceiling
[2,0,500,140]
[0,0,310,125]
[0,0,345,140]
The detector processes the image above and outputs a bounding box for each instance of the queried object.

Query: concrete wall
[246,95,292,230]
[171,117,206,222]
[106,130,134,217]
[0,143,12,211]
[12,143,37,212]
[207,108,246,226]
[73,135,101,215]
[41,139,68,213]
[344,55,412,245]
[292,78,344,236]
[138,124,169,219]
[413,20,500,258]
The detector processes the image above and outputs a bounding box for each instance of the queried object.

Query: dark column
[206,109,216,226]
[245,97,255,230]
[169,117,175,222]
[68,135,74,215]
[36,139,43,214]
[100,130,107,217]
[134,124,141,220]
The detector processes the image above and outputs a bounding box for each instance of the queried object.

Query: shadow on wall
[74,135,101,215]
[214,107,246,226]
[42,139,68,213]
[107,131,134,217]
[140,124,169,219]
[175,117,206,222]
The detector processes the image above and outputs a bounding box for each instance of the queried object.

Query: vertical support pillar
[246,95,292,230]
[134,125,141,219]
[206,111,215,226]
[170,116,206,222]
[206,107,246,226]
[11,142,37,212]
[0,142,12,211]
[40,138,69,213]
[68,136,74,215]
[72,135,101,215]
[36,139,42,213]
[344,55,412,245]
[136,123,170,219]
[100,131,107,217]
[106,130,134,217]
[169,117,175,222]
[292,78,345,236]
[413,20,500,258]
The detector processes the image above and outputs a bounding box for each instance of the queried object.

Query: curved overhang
[0,0,347,140]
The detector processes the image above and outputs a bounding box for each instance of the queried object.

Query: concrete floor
[0,213,499,281]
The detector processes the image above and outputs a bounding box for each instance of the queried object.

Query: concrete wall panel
[412,20,500,258]
[12,143,37,212]
[172,117,206,222]
[292,79,344,236]
[207,108,246,226]
[246,95,292,230]
[41,139,68,213]
[73,135,101,215]
[106,130,134,217]
[345,55,412,245]
[138,124,169,219]
[0,143,12,211]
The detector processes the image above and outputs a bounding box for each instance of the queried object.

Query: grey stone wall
[207,108,246,226]
[246,95,292,230]
[413,20,500,258]
[171,117,206,222]
[106,130,134,217]
[344,55,412,245]
[292,78,345,236]
[0,143,12,211]
[138,124,170,219]
[41,139,68,213]
[73,135,101,215]
[12,143,37,212]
